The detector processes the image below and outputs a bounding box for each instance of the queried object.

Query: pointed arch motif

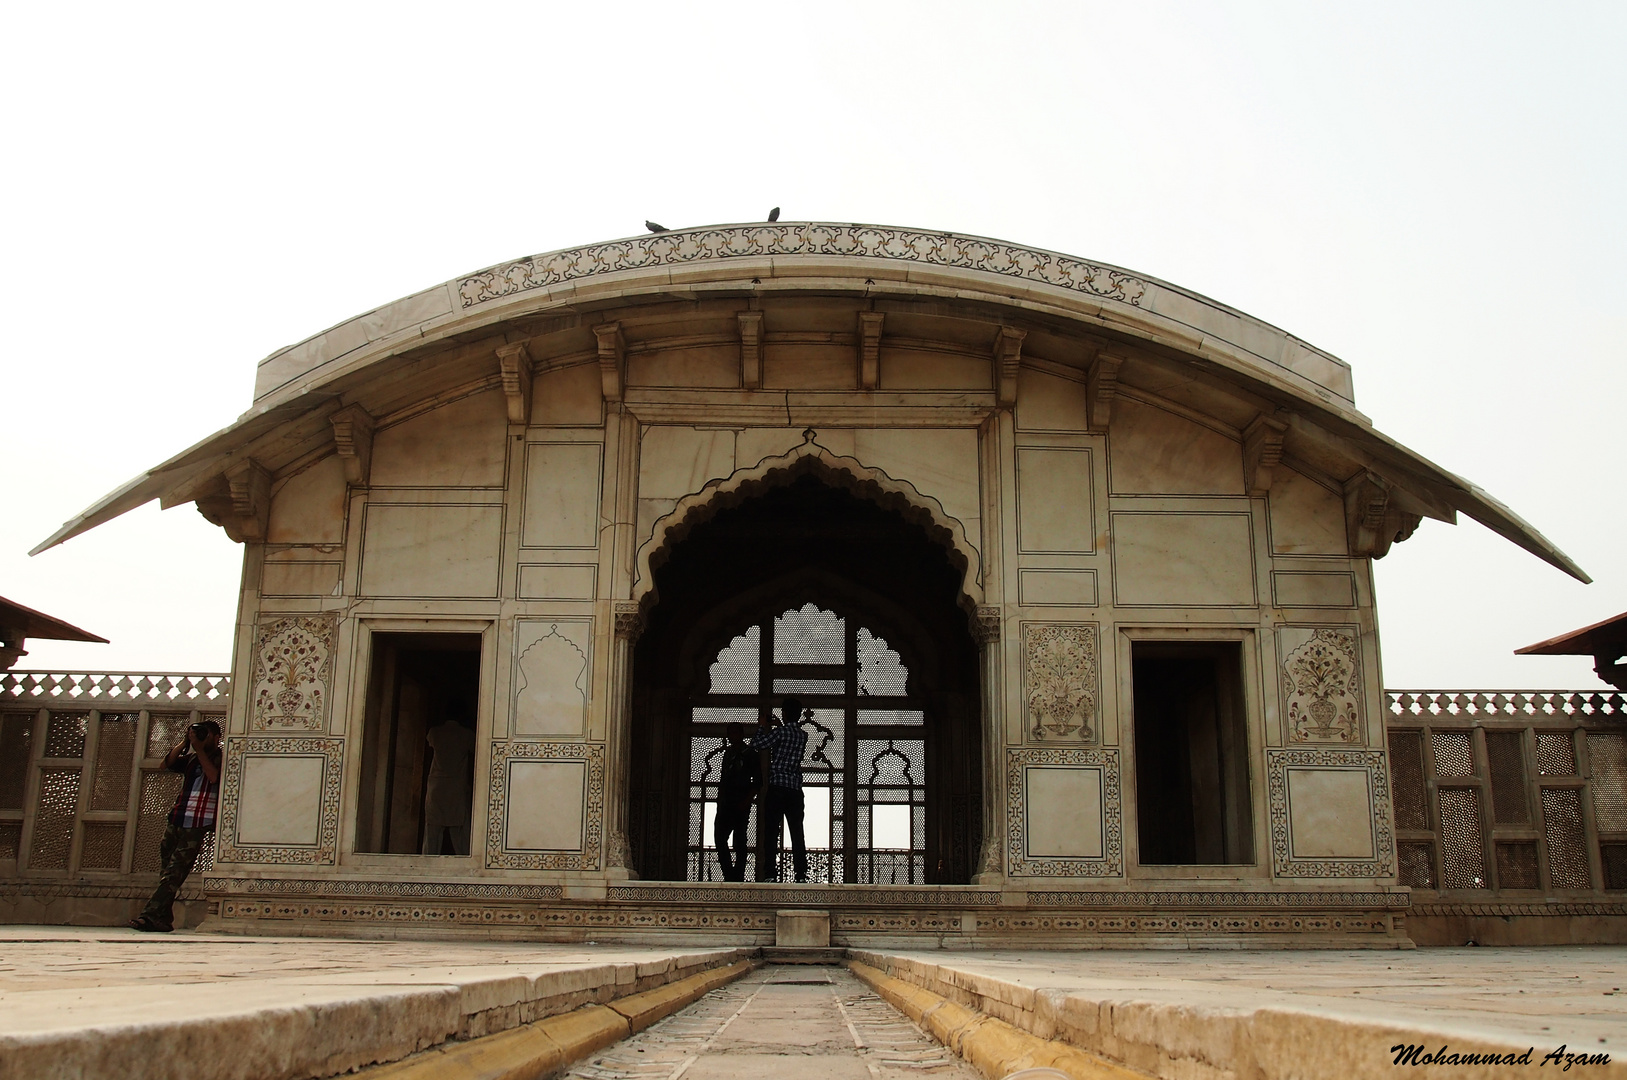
[631,429,984,620]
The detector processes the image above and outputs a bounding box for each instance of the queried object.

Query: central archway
[627,473,983,884]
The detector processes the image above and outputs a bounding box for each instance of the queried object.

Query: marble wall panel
[1267,469,1348,555]
[235,755,326,846]
[639,427,736,501]
[512,619,592,736]
[762,346,856,390]
[1006,747,1123,877]
[216,737,343,865]
[261,559,342,598]
[628,347,739,388]
[267,455,347,544]
[1110,512,1256,607]
[1286,767,1375,859]
[1025,765,1105,859]
[371,391,507,488]
[1266,748,1393,878]
[1016,448,1095,554]
[521,443,603,549]
[736,427,806,469]
[504,760,586,851]
[1271,571,1356,609]
[878,348,991,390]
[1015,368,1089,432]
[1108,397,1244,495]
[1018,569,1099,607]
[485,741,604,870]
[359,504,503,597]
[517,564,598,601]
[852,429,981,549]
[531,364,603,427]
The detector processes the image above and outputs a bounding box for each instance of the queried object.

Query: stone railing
[1384,690,1627,914]
[1,671,231,924]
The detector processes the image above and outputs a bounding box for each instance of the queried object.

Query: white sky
[3,2,1622,688]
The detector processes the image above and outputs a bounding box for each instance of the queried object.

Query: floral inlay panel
[250,616,336,732]
[1280,626,1363,743]
[1022,623,1099,742]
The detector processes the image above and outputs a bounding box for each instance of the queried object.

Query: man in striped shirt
[130,719,222,932]
[752,697,809,883]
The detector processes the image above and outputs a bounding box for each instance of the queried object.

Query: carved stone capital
[857,311,884,390]
[329,404,375,486]
[594,323,626,403]
[496,341,533,425]
[992,326,1026,407]
[1343,470,1422,559]
[1243,413,1288,494]
[1086,352,1124,431]
[197,458,271,543]
[974,605,1002,645]
[738,312,764,391]
[614,601,645,642]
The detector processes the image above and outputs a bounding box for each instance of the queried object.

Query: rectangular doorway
[355,632,482,855]
[1131,641,1254,865]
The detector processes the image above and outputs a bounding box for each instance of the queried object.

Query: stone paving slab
[855,947,1627,1079]
[0,927,754,1080]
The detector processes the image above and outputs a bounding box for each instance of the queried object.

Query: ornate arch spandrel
[630,429,985,621]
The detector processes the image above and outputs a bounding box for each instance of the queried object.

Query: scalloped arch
[631,431,984,618]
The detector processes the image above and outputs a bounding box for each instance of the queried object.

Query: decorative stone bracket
[1086,352,1123,431]
[738,312,764,391]
[594,323,626,403]
[329,404,375,486]
[1343,470,1422,559]
[857,311,884,390]
[496,342,532,425]
[196,459,271,543]
[992,327,1026,407]
[1243,413,1288,494]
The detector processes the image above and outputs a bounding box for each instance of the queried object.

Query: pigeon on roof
[645,220,668,234]
[768,207,781,222]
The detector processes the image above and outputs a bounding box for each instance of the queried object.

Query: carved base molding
[1410,902,1627,918]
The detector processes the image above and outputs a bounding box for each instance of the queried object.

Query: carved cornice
[457,225,1150,311]
[495,342,532,425]
[328,404,375,485]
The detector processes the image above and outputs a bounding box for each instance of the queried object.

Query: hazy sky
[4,2,1622,688]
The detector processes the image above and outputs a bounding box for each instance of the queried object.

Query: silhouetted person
[752,697,809,882]
[713,722,759,881]
[423,713,475,855]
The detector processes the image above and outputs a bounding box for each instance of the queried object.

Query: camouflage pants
[139,823,209,928]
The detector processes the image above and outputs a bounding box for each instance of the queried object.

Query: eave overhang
[29,222,1589,583]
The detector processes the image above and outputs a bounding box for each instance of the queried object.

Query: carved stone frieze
[249,616,337,732]
[458,225,1150,311]
[1022,623,1099,741]
[1280,627,1363,743]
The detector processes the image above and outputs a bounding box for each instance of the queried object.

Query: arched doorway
[627,472,982,884]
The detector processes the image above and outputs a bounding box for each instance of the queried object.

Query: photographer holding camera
[129,719,222,933]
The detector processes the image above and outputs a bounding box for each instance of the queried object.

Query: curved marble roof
[30,222,1588,581]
